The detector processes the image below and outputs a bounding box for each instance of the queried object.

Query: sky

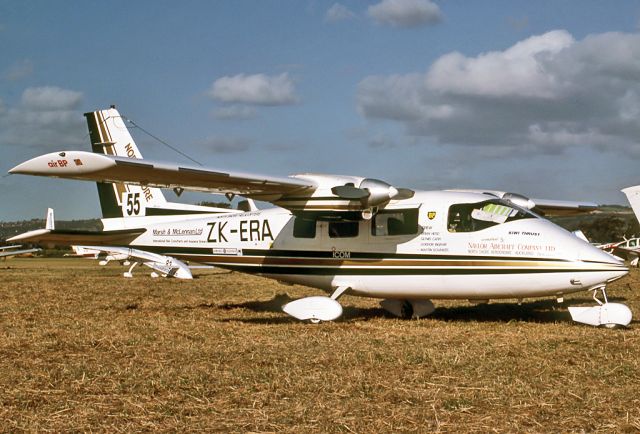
[2,0,640,220]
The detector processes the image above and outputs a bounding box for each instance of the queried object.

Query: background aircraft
[0,244,41,259]
[605,186,640,266]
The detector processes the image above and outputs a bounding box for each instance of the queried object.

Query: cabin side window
[329,221,359,238]
[293,216,317,238]
[371,209,419,236]
[448,200,535,233]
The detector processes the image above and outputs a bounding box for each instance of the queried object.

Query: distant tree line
[551,213,640,243]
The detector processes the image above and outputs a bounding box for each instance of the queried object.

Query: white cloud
[426,30,574,98]
[0,86,85,149]
[21,86,83,111]
[208,73,298,106]
[325,3,356,22]
[368,0,441,28]
[357,31,640,155]
[212,105,256,120]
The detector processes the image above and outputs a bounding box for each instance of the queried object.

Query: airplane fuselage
[103,190,627,301]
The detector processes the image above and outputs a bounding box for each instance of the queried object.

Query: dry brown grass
[1,258,639,433]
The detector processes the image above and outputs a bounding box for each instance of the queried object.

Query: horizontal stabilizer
[7,228,145,246]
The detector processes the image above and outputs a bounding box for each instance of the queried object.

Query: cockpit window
[448,200,536,232]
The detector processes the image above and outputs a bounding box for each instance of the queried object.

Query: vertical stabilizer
[45,208,55,230]
[84,107,167,218]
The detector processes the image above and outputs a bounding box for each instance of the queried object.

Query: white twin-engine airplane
[8,107,632,327]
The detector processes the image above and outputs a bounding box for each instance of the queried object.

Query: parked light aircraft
[7,107,633,326]
[598,237,640,267]
[605,186,640,267]
[0,244,41,259]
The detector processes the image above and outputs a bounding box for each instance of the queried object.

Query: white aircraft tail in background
[622,186,640,222]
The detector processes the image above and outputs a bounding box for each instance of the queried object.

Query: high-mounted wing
[448,189,598,216]
[10,151,314,200]
[529,198,598,216]
[10,152,414,216]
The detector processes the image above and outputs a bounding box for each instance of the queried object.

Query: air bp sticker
[427,211,437,220]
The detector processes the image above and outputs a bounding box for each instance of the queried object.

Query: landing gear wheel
[400,300,414,319]
[568,285,633,327]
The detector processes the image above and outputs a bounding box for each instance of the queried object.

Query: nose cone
[578,241,628,284]
[580,242,624,265]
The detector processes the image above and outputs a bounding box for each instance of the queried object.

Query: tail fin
[46,208,55,230]
[84,106,167,218]
[622,186,640,223]
[85,106,238,219]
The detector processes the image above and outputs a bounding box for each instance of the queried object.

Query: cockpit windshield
[448,199,537,232]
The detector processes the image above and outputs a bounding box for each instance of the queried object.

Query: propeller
[331,178,415,208]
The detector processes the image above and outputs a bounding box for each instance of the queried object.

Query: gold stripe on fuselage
[169,253,625,272]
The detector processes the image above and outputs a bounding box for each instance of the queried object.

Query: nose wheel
[568,286,632,328]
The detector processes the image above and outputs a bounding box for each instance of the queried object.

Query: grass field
[1,258,639,432]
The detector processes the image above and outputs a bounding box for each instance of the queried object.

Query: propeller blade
[331,185,370,200]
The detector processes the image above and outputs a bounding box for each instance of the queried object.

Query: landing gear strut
[568,286,632,328]
[123,261,139,278]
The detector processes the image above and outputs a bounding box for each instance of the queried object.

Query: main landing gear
[281,289,437,323]
[282,286,349,323]
[379,299,435,319]
[568,286,632,328]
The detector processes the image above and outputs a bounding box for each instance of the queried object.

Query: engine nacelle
[502,192,536,210]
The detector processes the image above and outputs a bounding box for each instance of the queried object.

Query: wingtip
[8,162,26,174]
[8,151,114,177]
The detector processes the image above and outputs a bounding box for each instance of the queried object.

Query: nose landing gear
[568,286,632,328]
